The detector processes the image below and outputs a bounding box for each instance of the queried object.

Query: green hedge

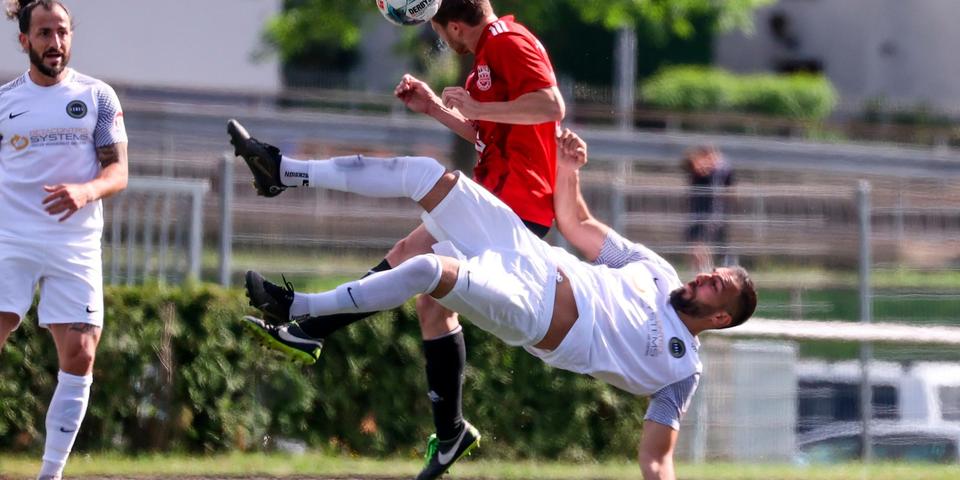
[0,284,647,461]
[641,66,838,121]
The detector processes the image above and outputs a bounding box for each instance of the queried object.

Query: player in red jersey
[238,2,563,478]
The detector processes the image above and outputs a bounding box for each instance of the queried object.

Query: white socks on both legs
[279,155,445,202]
[291,254,443,318]
[38,371,92,480]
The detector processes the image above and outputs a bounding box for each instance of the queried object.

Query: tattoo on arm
[96,143,123,169]
[68,323,98,333]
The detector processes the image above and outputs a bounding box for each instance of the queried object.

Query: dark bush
[0,284,647,460]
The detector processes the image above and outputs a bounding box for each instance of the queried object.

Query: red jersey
[466,16,558,228]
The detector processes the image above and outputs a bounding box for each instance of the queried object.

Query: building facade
[715,0,960,115]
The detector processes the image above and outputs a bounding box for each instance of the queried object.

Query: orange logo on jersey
[476,64,492,91]
[10,134,29,151]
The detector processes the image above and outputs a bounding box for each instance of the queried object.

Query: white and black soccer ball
[376,0,442,26]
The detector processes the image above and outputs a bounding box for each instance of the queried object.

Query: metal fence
[104,177,209,285]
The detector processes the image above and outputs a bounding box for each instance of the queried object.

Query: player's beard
[29,42,69,79]
[669,286,712,318]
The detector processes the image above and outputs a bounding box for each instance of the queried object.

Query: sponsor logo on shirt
[10,134,30,151]
[476,64,492,91]
[646,314,663,357]
[28,128,92,147]
[669,337,686,358]
[66,100,88,119]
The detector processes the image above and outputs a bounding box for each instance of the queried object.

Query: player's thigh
[0,240,44,333]
[436,250,553,347]
[386,223,437,266]
[0,312,20,346]
[420,173,536,258]
[37,244,104,329]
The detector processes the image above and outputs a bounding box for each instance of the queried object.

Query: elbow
[115,172,129,193]
[539,87,565,122]
[550,94,566,122]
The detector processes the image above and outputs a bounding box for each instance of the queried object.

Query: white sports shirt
[0,69,127,245]
[526,230,702,397]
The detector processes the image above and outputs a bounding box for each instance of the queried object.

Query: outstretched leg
[228,119,458,213]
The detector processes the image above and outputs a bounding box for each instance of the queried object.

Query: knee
[386,230,433,265]
[60,343,97,376]
[406,254,443,289]
[386,237,414,264]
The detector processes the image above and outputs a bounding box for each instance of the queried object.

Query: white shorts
[0,238,104,329]
[421,174,558,346]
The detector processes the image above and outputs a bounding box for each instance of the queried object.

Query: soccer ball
[376,0,441,26]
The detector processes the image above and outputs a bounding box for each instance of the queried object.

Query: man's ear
[447,20,463,36]
[19,33,28,53]
[710,311,732,329]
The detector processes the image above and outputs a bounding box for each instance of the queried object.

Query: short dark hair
[431,0,492,27]
[5,0,70,34]
[725,266,757,329]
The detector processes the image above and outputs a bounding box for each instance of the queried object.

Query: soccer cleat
[245,270,300,325]
[227,118,287,197]
[416,421,481,480]
[241,316,323,365]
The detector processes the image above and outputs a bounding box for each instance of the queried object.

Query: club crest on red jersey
[476,64,492,91]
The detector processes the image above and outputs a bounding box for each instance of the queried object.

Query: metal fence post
[189,188,204,281]
[610,160,627,233]
[614,26,637,131]
[219,153,234,287]
[857,180,873,463]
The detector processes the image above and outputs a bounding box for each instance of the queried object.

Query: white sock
[302,254,443,317]
[280,154,445,202]
[40,371,92,479]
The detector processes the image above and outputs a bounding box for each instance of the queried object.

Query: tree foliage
[501,0,774,38]
[266,0,774,63]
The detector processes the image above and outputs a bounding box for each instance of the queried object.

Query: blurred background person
[682,145,735,272]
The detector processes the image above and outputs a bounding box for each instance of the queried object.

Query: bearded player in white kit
[0,1,128,479]
[231,120,757,479]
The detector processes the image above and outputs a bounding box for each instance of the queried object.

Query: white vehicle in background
[795,360,960,463]
[797,360,960,430]
[797,421,960,463]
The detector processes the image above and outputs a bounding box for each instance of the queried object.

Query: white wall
[0,0,281,92]
[715,0,960,113]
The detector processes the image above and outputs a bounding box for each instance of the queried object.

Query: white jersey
[526,231,702,396]
[0,69,127,245]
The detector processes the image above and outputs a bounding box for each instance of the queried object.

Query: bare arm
[42,142,129,221]
[395,74,476,143]
[553,128,610,261]
[442,85,565,125]
[426,98,478,143]
[638,421,679,480]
